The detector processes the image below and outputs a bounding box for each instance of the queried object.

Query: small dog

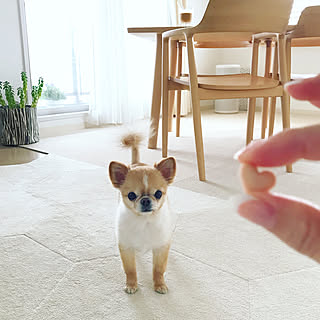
[109,134,176,294]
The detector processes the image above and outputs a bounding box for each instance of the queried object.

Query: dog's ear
[155,157,176,184]
[109,161,128,188]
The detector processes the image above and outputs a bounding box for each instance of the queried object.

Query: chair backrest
[288,6,320,38]
[195,0,293,34]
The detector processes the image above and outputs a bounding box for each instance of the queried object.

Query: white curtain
[87,0,130,125]
[25,0,173,123]
[87,0,171,126]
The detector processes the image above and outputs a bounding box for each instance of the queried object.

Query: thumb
[238,192,320,262]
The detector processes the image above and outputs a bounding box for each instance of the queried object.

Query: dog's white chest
[116,199,176,251]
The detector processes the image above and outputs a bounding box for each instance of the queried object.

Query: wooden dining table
[127,26,320,150]
[127,27,186,149]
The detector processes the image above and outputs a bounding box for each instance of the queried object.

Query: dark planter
[0,105,39,146]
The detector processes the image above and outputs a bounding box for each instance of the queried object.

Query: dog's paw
[154,284,168,294]
[125,285,138,294]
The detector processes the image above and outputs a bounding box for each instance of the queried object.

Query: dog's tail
[121,133,143,165]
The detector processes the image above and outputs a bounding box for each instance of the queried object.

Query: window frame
[18,0,89,117]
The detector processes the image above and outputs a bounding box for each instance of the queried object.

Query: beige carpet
[1,111,320,319]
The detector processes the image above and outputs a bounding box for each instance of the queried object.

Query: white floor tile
[0,236,72,320]
[29,253,249,320]
[250,268,320,320]
[173,207,317,279]
[26,200,118,262]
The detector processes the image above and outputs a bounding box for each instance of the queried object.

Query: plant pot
[0,105,39,146]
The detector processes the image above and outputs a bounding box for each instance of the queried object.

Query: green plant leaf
[21,71,28,104]
[3,81,16,108]
[0,81,7,106]
[17,87,25,108]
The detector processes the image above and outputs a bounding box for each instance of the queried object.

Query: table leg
[148,33,162,149]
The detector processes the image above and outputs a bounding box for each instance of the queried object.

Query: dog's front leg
[119,246,138,294]
[153,244,170,294]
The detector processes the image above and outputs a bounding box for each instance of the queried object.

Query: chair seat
[170,74,280,90]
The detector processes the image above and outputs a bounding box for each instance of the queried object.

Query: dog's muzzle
[140,196,152,212]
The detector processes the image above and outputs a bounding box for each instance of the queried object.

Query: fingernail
[284,79,304,91]
[233,139,265,161]
[232,193,254,211]
[238,200,276,229]
[233,147,246,160]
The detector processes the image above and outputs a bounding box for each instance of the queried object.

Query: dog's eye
[128,192,137,201]
[154,190,162,199]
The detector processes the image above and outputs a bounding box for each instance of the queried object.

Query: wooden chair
[173,37,252,138]
[268,6,320,137]
[162,0,294,181]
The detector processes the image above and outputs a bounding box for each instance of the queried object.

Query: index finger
[285,75,320,108]
[236,125,320,167]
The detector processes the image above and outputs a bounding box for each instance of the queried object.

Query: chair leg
[261,97,269,139]
[285,38,292,173]
[191,97,205,181]
[246,98,256,145]
[268,41,279,138]
[278,34,292,173]
[268,97,276,137]
[261,40,272,139]
[186,35,205,181]
[176,91,181,137]
[246,39,259,145]
[176,42,183,137]
[162,38,169,158]
[286,38,292,82]
[281,92,292,173]
[168,40,178,132]
[168,91,175,132]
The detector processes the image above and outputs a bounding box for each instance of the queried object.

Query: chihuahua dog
[109,134,176,294]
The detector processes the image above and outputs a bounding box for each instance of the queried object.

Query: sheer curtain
[87,0,171,126]
[25,0,177,124]
[87,0,130,125]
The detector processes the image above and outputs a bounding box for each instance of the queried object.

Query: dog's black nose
[140,197,152,211]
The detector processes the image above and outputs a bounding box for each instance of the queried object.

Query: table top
[128,27,184,40]
[127,25,296,34]
[127,27,320,47]
[128,27,253,46]
[127,27,183,34]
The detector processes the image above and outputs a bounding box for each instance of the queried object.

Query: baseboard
[201,98,319,115]
[39,112,88,138]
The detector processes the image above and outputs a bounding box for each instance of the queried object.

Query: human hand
[236,75,320,262]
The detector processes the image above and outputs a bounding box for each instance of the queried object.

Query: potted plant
[0,72,43,146]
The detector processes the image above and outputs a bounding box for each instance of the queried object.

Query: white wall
[0,0,25,89]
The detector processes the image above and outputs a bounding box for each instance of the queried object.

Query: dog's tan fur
[109,134,176,294]
[153,244,171,293]
[118,245,138,294]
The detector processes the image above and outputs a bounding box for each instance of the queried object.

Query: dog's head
[109,157,176,216]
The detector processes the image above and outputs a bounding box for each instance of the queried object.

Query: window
[24,0,172,117]
[24,0,91,115]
